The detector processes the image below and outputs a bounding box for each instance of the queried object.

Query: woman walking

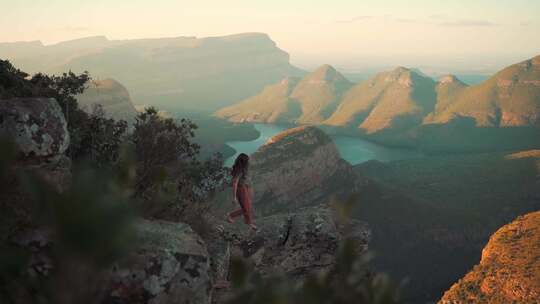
[227,153,257,231]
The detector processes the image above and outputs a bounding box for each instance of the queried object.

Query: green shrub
[130,107,227,219]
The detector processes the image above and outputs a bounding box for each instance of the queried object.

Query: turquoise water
[224,124,288,166]
[224,124,423,166]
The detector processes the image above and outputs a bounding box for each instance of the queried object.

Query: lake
[224,124,423,167]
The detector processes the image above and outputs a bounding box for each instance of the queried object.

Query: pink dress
[229,172,253,224]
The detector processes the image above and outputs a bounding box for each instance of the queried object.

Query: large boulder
[439,211,540,304]
[0,97,69,160]
[222,206,370,278]
[107,220,212,304]
[210,206,370,303]
[0,97,71,191]
[249,126,365,215]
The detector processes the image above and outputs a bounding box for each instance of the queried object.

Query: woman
[227,153,257,231]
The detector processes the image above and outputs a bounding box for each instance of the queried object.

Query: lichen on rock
[106,220,212,304]
[0,97,69,160]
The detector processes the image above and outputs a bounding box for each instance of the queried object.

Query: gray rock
[221,206,370,279]
[250,126,366,216]
[0,97,69,160]
[107,219,212,304]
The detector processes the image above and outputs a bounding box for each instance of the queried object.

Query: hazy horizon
[1,0,539,74]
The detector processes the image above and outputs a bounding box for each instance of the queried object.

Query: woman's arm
[231,176,239,203]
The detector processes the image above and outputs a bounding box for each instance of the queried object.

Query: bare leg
[227,209,243,223]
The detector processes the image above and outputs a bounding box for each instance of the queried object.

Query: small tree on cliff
[131,107,227,218]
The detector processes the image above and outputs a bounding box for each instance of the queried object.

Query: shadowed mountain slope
[425,55,540,127]
[213,77,301,123]
[325,67,437,133]
[214,65,352,124]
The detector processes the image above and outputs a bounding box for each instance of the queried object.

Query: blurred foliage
[226,237,401,304]
[225,195,402,304]
[0,139,136,304]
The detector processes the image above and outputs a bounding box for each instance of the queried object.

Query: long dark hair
[231,153,249,178]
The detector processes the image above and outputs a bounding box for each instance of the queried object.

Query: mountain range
[215,54,540,152]
[0,33,303,111]
[216,55,540,133]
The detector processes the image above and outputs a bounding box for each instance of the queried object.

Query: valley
[2,19,540,304]
[353,150,540,302]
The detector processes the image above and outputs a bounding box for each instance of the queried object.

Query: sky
[1,0,540,73]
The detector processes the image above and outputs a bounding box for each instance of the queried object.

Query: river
[224,124,423,167]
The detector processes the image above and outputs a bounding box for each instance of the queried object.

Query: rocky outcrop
[249,126,365,216]
[223,206,369,278]
[208,126,369,302]
[0,97,69,160]
[11,220,213,304]
[0,97,71,191]
[439,211,540,304]
[0,97,212,303]
[106,220,212,304]
[210,206,370,303]
[76,78,138,122]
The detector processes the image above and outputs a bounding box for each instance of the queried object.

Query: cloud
[335,15,373,24]
[439,19,499,27]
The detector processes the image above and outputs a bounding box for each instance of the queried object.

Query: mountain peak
[305,64,348,83]
[392,66,411,74]
[438,74,464,85]
[316,64,336,73]
[383,66,416,87]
